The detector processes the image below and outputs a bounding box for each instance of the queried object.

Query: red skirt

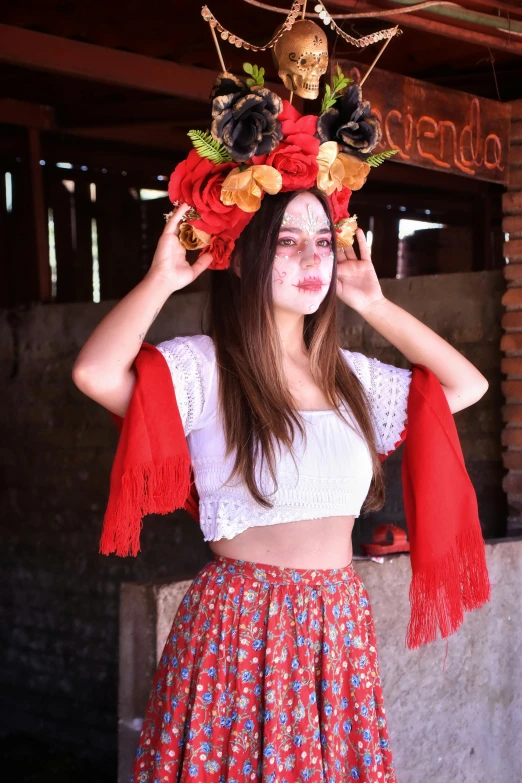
[131,553,397,783]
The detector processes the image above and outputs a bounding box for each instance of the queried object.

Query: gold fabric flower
[335,215,358,248]
[178,222,211,251]
[220,165,282,212]
[316,141,370,194]
[337,154,371,191]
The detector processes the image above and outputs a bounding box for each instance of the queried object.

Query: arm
[72,202,212,418]
[336,229,488,414]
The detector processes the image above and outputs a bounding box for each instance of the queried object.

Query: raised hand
[335,228,385,314]
[148,202,213,293]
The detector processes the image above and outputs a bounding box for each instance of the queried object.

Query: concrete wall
[1,269,508,773]
[119,539,522,783]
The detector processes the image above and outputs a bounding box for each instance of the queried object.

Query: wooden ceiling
[1,0,521,154]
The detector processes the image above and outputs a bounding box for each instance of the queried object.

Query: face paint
[271,194,335,316]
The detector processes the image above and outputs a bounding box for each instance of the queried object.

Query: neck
[274,308,307,359]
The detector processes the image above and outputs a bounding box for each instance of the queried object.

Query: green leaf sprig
[243,62,265,87]
[366,149,399,168]
[320,65,353,114]
[187,129,232,164]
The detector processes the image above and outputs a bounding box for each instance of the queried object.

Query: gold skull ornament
[273,20,328,100]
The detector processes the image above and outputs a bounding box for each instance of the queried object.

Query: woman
[73,183,488,783]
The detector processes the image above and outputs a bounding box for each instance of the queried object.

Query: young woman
[73,183,488,783]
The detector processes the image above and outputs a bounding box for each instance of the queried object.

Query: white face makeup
[272,193,334,315]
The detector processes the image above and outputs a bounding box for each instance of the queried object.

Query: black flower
[316,84,382,160]
[210,73,283,163]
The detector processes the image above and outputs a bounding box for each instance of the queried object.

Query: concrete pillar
[502,98,522,536]
[118,580,193,783]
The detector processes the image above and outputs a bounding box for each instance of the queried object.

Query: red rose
[328,185,352,223]
[168,149,246,236]
[252,100,319,192]
[204,234,236,271]
[277,100,318,138]
[251,130,318,192]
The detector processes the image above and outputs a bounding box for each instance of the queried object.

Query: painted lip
[294,276,326,290]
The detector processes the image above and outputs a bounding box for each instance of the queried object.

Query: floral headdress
[169,63,397,270]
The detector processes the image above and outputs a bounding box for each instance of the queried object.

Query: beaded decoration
[280,204,331,235]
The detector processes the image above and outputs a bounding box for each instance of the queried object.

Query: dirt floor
[1,734,114,783]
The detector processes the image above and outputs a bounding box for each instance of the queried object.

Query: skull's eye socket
[299,54,318,69]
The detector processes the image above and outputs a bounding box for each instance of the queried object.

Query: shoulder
[155,333,215,365]
[340,348,412,395]
[340,347,412,456]
[154,334,216,433]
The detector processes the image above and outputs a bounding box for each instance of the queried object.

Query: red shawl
[100,341,491,649]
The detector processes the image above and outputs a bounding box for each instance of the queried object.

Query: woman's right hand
[147,202,213,292]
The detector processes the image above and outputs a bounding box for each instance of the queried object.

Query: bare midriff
[208,515,355,569]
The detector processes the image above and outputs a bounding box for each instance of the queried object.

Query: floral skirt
[131,553,397,783]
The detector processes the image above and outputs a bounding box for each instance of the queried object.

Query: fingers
[190,249,214,278]
[163,202,191,236]
[341,243,358,261]
[354,228,371,260]
[338,229,371,263]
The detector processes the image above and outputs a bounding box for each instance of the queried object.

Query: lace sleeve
[154,334,214,436]
[342,350,412,456]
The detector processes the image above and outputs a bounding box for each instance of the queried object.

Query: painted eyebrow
[278,226,332,234]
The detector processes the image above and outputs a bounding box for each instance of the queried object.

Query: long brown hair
[202,187,385,512]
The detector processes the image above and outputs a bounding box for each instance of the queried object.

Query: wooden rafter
[0,24,284,101]
[329,0,522,55]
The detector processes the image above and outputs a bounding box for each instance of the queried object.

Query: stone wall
[1,269,506,772]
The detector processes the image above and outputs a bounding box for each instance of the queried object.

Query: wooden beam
[0,98,55,129]
[329,0,522,55]
[0,24,285,102]
[65,122,193,152]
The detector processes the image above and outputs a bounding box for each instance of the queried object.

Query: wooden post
[501,98,522,536]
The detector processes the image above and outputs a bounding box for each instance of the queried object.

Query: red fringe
[406,523,491,649]
[99,454,193,557]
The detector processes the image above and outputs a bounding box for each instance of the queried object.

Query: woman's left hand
[336,228,386,314]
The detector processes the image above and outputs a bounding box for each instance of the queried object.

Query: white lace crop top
[155,334,412,542]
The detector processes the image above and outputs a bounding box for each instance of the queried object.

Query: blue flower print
[131,556,396,783]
